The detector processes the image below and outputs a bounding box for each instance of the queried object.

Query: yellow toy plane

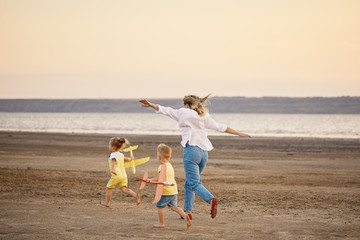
[123,145,150,175]
[137,164,174,204]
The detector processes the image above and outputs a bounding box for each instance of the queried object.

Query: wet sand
[0,131,359,239]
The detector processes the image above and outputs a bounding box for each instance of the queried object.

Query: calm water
[0,112,359,139]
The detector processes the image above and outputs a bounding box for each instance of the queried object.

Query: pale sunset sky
[0,0,359,99]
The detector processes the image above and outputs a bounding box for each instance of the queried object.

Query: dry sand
[0,131,359,240]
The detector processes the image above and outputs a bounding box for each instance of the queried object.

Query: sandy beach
[0,131,359,240]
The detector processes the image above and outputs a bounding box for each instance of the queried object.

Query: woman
[139,94,251,219]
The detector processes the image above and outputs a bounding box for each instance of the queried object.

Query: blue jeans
[183,143,214,212]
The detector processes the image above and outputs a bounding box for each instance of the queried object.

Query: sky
[0,0,359,99]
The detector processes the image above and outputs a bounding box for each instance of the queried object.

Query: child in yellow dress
[100,137,140,207]
[148,144,191,228]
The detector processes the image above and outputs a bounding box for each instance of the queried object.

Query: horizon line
[0,95,359,100]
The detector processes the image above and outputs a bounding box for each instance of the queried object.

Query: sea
[0,112,359,139]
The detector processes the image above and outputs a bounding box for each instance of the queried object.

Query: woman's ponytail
[183,93,211,116]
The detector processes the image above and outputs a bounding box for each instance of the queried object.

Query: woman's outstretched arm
[139,99,159,111]
[140,99,181,121]
[225,127,251,138]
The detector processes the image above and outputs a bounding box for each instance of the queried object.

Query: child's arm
[111,158,117,175]
[123,156,134,162]
[147,168,162,183]
[147,177,158,183]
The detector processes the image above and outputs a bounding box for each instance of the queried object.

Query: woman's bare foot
[99,201,110,208]
[153,224,165,228]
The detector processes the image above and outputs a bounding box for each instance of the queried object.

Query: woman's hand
[239,133,251,138]
[139,99,152,108]
[139,99,159,111]
[225,127,251,138]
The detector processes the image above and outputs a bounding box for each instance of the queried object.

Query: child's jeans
[183,143,214,212]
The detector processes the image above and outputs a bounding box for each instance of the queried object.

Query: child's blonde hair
[183,93,211,116]
[109,137,130,150]
[157,144,172,160]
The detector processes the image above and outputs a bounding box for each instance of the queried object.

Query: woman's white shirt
[155,105,227,151]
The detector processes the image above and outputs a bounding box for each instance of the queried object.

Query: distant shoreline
[1,130,359,141]
[1,96,359,114]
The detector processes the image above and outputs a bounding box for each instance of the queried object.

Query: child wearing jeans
[148,144,191,228]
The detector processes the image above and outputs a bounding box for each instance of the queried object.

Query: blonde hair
[109,137,130,150]
[183,93,211,116]
[157,143,172,160]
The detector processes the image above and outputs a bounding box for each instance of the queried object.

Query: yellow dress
[106,152,128,189]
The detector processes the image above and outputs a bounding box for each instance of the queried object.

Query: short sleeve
[110,152,124,162]
[109,153,119,162]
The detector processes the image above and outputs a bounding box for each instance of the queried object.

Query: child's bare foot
[136,193,141,206]
[99,201,110,208]
[186,215,192,228]
[153,224,165,228]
